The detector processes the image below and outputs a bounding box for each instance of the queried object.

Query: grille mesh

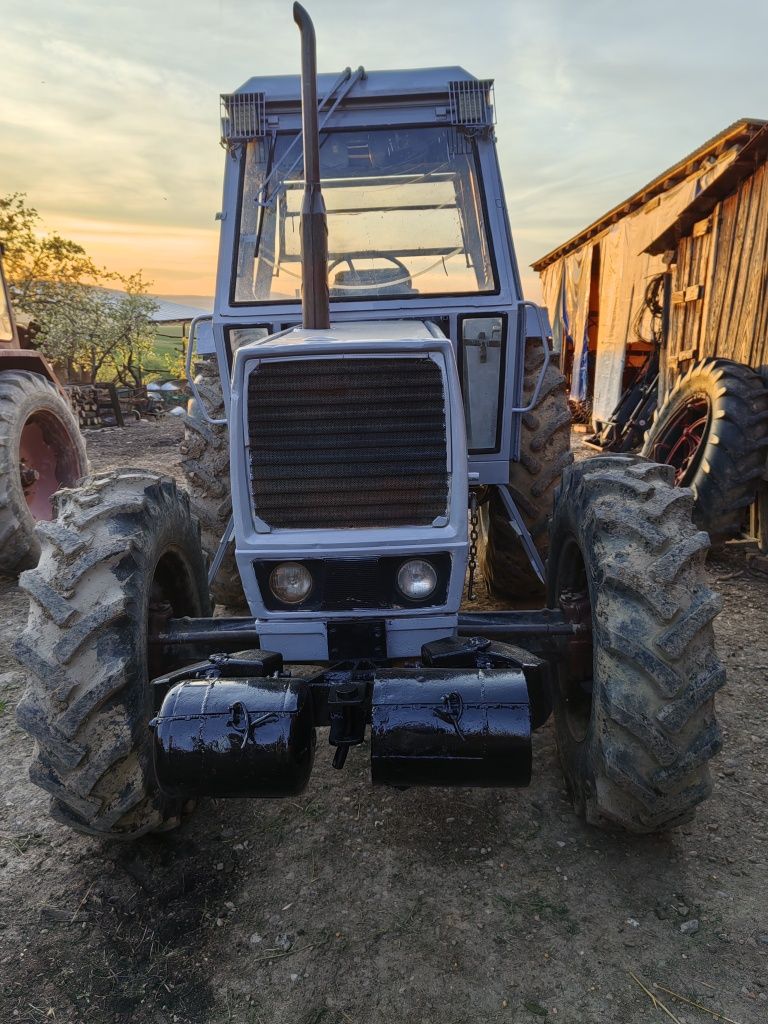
[220,92,266,142]
[248,357,449,529]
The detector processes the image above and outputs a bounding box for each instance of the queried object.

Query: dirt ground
[1,418,767,1024]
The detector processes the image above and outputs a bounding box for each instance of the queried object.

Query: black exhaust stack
[293,2,330,330]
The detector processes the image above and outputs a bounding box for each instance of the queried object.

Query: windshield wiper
[256,65,367,209]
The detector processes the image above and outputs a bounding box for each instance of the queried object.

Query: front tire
[0,370,87,576]
[547,455,725,833]
[180,361,245,608]
[14,470,211,838]
[480,339,572,599]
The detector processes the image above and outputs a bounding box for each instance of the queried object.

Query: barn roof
[99,289,211,324]
[532,118,767,272]
[645,123,768,255]
[149,298,211,324]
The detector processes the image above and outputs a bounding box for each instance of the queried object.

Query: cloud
[2,0,767,293]
[0,31,220,226]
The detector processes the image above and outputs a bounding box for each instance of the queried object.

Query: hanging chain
[467,492,480,602]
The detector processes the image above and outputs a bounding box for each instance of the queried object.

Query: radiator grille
[247,357,449,529]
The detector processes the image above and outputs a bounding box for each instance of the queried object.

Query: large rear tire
[14,470,211,838]
[180,361,245,609]
[480,340,572,599]
[547,455,725,833]
[641,359,768,543]
[0,370,87,576]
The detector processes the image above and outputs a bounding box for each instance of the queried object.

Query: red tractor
[0,245,87,575]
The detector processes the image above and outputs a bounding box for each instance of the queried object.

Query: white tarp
[540,261,565,352]
[564,245,594,402]
[540,246,593,401]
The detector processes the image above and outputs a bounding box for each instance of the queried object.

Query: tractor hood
[232,319,442,359]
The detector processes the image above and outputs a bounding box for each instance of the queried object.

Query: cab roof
[234,66,484,104]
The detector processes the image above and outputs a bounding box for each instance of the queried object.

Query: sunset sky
[2,0,765,301]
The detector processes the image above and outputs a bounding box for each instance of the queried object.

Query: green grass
[144,323,186,380]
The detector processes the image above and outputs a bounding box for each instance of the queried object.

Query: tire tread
[548,455,725,833]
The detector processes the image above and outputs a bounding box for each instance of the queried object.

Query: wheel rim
[650,396,711,485]
[19,411,82,521]
[554,537,594,743]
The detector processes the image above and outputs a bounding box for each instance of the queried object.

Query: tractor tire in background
[14,470,211,838]
[642,359,768,543]
[180,360,246,609]
[0,370,87,576]
[548,455,725,833]
[480,339,573,599]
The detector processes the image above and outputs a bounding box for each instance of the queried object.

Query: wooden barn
[532,118,768,426]
[644,124,768,394]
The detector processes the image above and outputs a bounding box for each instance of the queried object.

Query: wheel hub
[651,396,710,485]
[19,413,80,521]
[19,459,40,491]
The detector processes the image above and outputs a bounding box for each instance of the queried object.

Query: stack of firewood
[66,385,103,428]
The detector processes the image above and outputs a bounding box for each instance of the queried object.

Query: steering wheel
[328,255,411,292]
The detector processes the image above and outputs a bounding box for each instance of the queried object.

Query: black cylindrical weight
[151,677,315,798]
[370,669,531,788]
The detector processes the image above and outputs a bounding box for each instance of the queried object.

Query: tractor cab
[180,52,558,661]
[200,65,545,485]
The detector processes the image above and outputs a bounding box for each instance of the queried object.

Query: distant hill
[154,295,214,311]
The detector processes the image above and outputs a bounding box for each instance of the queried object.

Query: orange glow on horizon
[38,212,542,303]
[46,214,219,296]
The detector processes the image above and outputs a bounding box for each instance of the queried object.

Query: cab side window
[460,315,505,452]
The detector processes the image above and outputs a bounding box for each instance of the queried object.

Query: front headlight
[269,562,313,604]
[396,558,438,600]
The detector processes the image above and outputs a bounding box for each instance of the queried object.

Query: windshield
[235,126,496,303]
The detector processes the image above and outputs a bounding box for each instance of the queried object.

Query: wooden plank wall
[669,162,768,375]
[669,230,711,362]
